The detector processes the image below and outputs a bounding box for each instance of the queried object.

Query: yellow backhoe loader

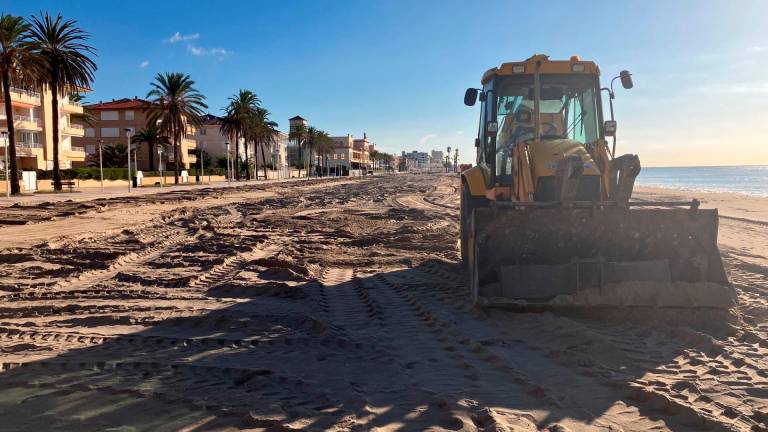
[461,54,735,309]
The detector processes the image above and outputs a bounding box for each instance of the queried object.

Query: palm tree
[242,114,257,179]
[220,90,258,181]
[288,122,306,177]
[131,123,168,171]
[315,131,333,176]
[28,12,97,191]
[305,126,320,177]
[146,72,207,184]
[0,14,37,195]
[252,107,278,180]
[87,143,127,168]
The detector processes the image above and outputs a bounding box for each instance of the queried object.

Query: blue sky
[8,0,768,165]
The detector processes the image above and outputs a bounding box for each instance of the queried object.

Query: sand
[0,176,764,431]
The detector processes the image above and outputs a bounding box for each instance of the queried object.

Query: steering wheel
[496,126,534,153]
[540,122,559,136]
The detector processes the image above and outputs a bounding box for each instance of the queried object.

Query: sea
[636,165,768,197]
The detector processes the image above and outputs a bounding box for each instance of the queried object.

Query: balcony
[64,145,86,162]
[61,99,83,114]
[0,87,41,107]
[0,114,42,131]
[63,123,85,137]
[0,141,43,157]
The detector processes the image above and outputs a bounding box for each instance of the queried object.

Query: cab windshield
[493,74,601,182]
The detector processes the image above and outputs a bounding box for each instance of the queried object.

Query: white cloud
[164,32,230,59]
[419,133,437,146]
[747,46,767,53]
[139,60,149,68]
[165,32,199,44]
[187,45,229,57]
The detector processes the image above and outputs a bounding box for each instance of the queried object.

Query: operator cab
[466,55,608,201]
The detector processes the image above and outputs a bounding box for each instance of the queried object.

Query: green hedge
[36,168,130,181]
[34,167,228,181]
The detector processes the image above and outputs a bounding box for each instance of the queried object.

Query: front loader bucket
[467,205,735,309]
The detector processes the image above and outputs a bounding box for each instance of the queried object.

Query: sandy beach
[0,175,765,431]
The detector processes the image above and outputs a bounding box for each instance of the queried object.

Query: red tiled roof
[85,98,153,110]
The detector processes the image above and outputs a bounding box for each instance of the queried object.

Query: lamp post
[124,128,133,192]
[98,139,104,193]
[1,131,8,198]
[158,146,164,188]
[225,141,231,183]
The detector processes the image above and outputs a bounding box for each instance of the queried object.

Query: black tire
[460,182,485,266]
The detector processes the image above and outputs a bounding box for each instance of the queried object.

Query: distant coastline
[636,165,768,198]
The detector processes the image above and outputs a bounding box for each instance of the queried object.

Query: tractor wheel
[460,182,485,266]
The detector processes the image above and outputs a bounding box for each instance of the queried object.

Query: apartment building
[271,131,289,170]
[74,98,197,171]
[0,86,86,170]
[325,133,375,174]
[327,134,353,175]
[403,150,430,169]
[195,114,230,160]
[352,133,373,170]
[195,114,289,171]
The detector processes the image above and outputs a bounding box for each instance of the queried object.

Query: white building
[270,131,289,170]
[403,150,430,169]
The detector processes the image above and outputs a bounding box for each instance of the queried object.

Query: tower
[288,115,307,133]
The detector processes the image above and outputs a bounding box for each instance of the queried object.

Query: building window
[85,128,95,137]
[101,127,119,137]
[125,110,134,121]
[200,129,207,135]
[100,111,118,121]
[86,144,96,154]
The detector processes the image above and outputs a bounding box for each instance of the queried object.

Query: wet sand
[0,176,765,431]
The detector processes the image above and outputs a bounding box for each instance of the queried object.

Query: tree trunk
[260,141,268,180]
[253,140,259,180]
[148,141,155,171]
[297,139,302,177]
[173,125,180,184]
[2,64,20,194]
[308,144,312,177]
[244,140,250,180]
[51,80,62,191]
[234,131,240,180]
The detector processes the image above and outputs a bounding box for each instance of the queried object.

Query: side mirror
[474,138,480,147]
[486,121,498,137]
[464,88,478,106]
[604,120,617,137]
[620,70,633,89]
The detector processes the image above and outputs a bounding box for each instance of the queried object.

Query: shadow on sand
[0,258,734,431]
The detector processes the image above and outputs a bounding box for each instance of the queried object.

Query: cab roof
[481,54,600,85]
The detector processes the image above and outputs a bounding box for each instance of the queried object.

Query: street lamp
[1,131,8,198]
[158,146,164,188]
[124,128,133,192]
[225,141,231,183]
[98,139,104,193]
